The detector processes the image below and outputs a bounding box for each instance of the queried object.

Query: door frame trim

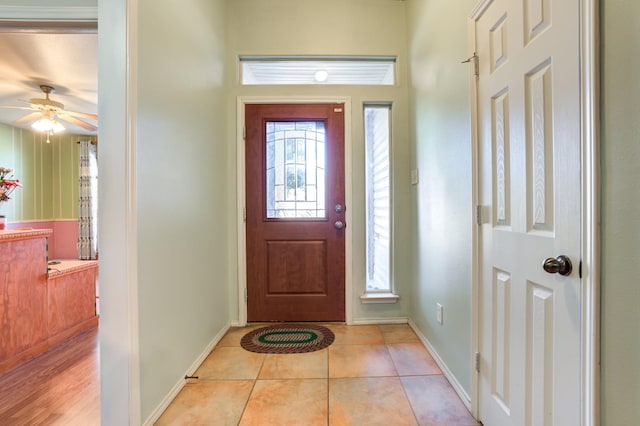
[236,96,353,326]
[468,0,600,424]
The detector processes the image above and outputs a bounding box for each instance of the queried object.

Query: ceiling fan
[0,84,98,133]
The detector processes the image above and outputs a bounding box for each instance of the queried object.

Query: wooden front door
[245,103,345,322]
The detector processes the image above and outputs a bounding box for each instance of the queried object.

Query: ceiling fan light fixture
[31,117,65,133]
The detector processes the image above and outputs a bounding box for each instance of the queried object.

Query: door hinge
[244,287,248,302]
[243,207,247,222]
[475,352,481,373]
[476,205,482,226]
[242,127,246,140]
[462,53,479,78]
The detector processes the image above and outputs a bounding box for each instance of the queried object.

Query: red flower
[2,179,21,188]
[0,167,22,203]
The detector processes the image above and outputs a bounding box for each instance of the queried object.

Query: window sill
[360,293,400,304]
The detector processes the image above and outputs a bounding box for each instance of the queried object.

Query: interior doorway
[0,8,101,425]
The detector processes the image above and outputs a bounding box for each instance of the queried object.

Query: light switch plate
[411,168,419,185]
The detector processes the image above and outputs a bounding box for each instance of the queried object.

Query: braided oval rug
[240,324,335,354]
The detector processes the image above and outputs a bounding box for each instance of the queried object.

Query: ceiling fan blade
[62,110,98,121]
[0,105,35,111]
[13,112,43,124]
[57,114,98,132]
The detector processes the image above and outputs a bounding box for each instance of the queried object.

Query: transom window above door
[240,56,396,85]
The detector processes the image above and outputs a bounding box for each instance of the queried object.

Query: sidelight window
[364,104,393,295]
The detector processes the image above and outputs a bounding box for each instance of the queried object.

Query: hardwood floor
[0,327,100,426]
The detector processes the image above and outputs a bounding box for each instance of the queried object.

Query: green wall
[406,0,477,397]
[0,123,84,221]
[135,0,230,421]
[600,0,640,423]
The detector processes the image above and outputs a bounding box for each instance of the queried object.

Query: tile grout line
[382,323,421,425]
[237,353,266,424]
[326,345,330,426]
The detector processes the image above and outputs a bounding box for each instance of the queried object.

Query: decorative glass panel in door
[265,121,326,218]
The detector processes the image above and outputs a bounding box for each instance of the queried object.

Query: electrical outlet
[437,303,443,324]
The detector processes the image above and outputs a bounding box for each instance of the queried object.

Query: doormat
[240,324,335,354]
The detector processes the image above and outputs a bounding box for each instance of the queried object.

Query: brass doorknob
[542,255,572,276]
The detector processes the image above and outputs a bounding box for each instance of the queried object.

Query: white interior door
[473,0,582,424]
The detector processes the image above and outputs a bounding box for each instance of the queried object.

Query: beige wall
[406,0,477,397]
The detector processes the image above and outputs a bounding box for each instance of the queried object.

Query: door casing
[467,0,600,424]
[236,96,353,326]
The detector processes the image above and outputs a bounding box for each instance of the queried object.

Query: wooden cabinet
[48,263,98,345]
[0,230,98,375]
[0,230,51,374]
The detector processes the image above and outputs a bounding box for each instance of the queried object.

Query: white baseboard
[408,319,472,411]
[142,322,231,426]
[350,316,409,325]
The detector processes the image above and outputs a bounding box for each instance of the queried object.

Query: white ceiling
[0,28,97,135]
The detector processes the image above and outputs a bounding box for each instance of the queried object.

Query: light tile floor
[156,324,479,426]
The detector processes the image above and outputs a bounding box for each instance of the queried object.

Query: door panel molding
[236,96,353,325]
[468,0,600,425]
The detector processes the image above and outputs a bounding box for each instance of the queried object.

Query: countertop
[0,228,53,242]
